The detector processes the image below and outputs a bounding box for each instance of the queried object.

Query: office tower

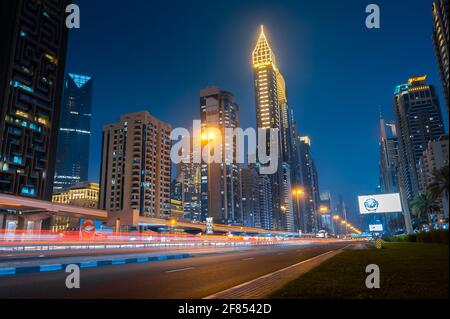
[319,192,333,232]
[378,118,404,234]
[418,135,449,218]
[393,76,445,201]
[176,134,202,221]
[432,0,449,114]
[379,118,400,193]
[241,167,274,230]
[295,136,320,233]
[52,182,99,209]
[99,111,172,218]
[170,179,184,220]
[241,167,261,228]
[252,25,295,231]
[256,172,273,230]
[0,0,69,200]
[200,87,242,225]
[54,73,93,191]
[393,76,445,233]
[178,158,202,222]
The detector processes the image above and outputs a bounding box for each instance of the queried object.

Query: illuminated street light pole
[202,131,215,228]
[292,188,304,233]
[333,215,340,236]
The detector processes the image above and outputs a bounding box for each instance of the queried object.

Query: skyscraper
[0,0,68,200]
[432,0,449,114]
[177,149,202,222]
[296,136,320,232]
[99,111,172,219]
[200,87,242,225]
[54,73,93,191]
[393,76,445,200]
[418,135,449,218]
[246,167,274,231]
[393,76,445,232]
[252,25,295,231]
[378,118,404,233]
[241,167,261,228]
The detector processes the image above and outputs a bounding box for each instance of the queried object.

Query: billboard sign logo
[364,198,379,212]
[358,193,402,214]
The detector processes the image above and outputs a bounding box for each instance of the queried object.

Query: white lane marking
[204,247,346,299]
[241,257,255,261]
[165,267,195,273]
[38,255,45,258]
[277,252,285,255]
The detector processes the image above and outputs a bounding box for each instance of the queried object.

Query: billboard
[369,224,384,232]
[358,193,402,214]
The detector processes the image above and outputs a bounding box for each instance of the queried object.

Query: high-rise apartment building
[393,76,445,201]
[0,0,68,200]
[54,73,93,190]
[418,135,449,218]
[200,87,242,225]
[432,0,449,114]
[99,111,172,218]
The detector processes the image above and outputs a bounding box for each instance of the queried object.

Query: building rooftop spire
[252,25,277,69]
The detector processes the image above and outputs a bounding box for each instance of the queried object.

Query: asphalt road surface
[0,242,348,298]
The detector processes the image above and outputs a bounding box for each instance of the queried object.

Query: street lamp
[292,188,304,230]
[202,130,215,223]
[319,205,329,214]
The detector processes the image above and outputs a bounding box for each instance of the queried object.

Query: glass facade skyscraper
[54,73,93,191]
[0,0,68,200]
[393,76,445,200]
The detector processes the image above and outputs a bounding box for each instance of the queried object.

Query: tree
[427,165,449,201]
[410,192,439,228]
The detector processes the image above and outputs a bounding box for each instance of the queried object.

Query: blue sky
[66,0,448,223]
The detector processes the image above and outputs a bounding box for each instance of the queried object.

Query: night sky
[66,0,448,224]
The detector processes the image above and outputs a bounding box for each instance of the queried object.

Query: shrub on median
[386,230,448,244]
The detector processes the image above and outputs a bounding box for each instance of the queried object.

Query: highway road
[0,242,349,298]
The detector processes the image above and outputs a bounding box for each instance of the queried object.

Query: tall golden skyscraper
[252,26,295,232]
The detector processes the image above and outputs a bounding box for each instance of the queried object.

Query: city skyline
[66,0,449,218]
[0,0,448,303]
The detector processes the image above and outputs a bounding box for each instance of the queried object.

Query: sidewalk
[205,247,348,299]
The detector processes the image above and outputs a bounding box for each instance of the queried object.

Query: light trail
[0,230,347,253]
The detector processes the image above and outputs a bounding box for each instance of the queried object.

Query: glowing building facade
[252,26,295,231]
[0,0,68,200]
[200,87,242,225]
[54,73,93,191]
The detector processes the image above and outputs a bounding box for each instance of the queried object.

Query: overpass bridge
[0,194,298,236]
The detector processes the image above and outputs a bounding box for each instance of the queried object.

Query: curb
[0,253,192,277]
